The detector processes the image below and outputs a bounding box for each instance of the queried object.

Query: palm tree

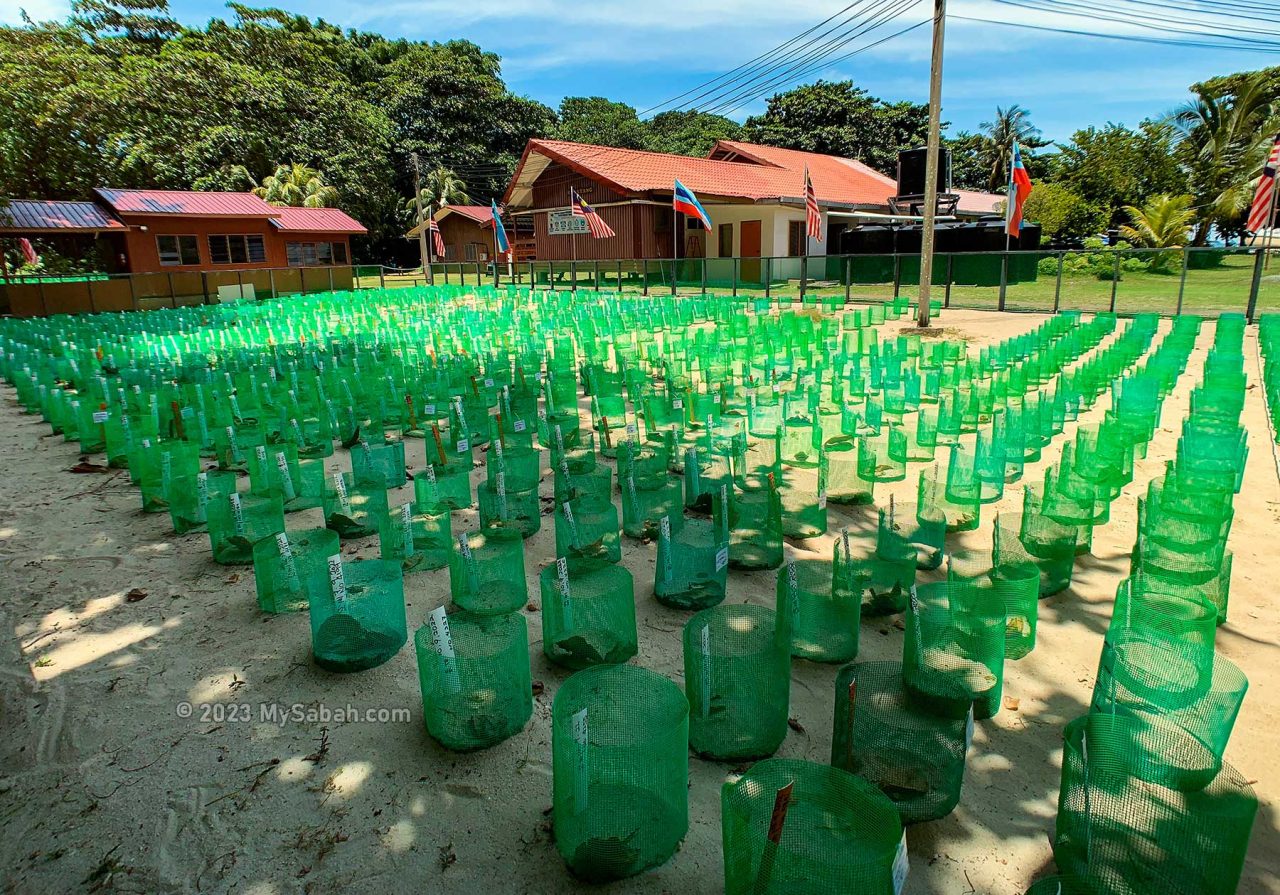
[1119,194,1197,247]
[980,105,1043,192]
[237,163,339,207]
[1170,73,1278,244]
[403,167,471,227]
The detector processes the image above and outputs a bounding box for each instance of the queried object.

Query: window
[787,220,805,257]
[208,234,266,265]
[443,244,457,261]
[156,235,199,266]
[718,223,733,258]
[465,242,484,262]
[285,241,348,266]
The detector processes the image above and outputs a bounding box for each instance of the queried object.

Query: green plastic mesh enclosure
[683,603,790,761]
[380,500,452,573]
[655,496,729,610]
[206,492,285,565]
[994,512,1073,600]
[721,758,906,895]
[621,473,683,539]
[541,559,638,669]
[1130,550,1232,627]
[824,436,876,505]
[728,477,784,571]
[1022,876,1090,895]
[903,582,1006,721]
[552,664,688,882]
[138,440,201,513]
[477,475,541,539]
[778,553,863,663]
[323,471,390,539]
[832,660,969,825]
[1109,575,1218,650]
[878,499,947,571]
[777,464,827,539]
[555,495,622,571]
[414,462,473,512]
[253,526,339,614]
[414,607,532,752]
[918,463,979,533]
[351,439,407,488]
[1054,713,1257,895]
[449,528,528,616]
[308,558,407,673]
[167,469,237,534]
[1090,631,1247,791]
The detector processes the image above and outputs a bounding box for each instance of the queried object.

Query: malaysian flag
[804,166,822,241]
[427,217,445,258]
[1247,133,1280,234]
[571,188,615,239]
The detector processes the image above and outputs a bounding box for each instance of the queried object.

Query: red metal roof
[94,188,278,217]
[0,199,126,232]
[440,205,495,224]
[268,206,367,234]
[505,138,905,208]
[953,189,1005,215]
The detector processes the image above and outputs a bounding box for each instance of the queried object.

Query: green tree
[239,162,339,207]
[403,167,471,227]
[643,110,742,156]
[1019,182,1106,242]
[1170,72,1277,243]
[70,0,179,46]
[1053,121,1187,229]
[742,81,931,173]
[1118,194,1196,247]
[552,97,649,149]
[978,105,1046,192]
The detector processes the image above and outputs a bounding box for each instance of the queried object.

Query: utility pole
[917,0,947,328]
[411,152,434,286]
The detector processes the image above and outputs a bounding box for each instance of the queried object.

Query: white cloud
[0,0,69,25]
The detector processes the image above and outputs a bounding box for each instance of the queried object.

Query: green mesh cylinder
[247,441,304,507]
[1110,575,1218,650]
[552,664,688,882]
[206,492,285,565]
[684,603,790,761]
[414,608,532,752]
[617,440,671,490]
[351,439,407,489]
[450,528,528,615]
[778,556,862,663]
[832,661,969,825]
[878,500,946,571]
[918,463,979,533]
[1131,549,1232,627]
[414,462,473,512]
[379,500,452,573]
[1054,713,1256,895]
[477,476,541,539]
[138,440,201,512]
[903,582,1006,720]
[655,505,729,610]
[487,440,542,492]
[541,560,637,669]
[728,478,784,571]
[323,471,389,539]
[994,513,1071,600]
[621,473,682,539]
[721,758,906,895]
[253,526,339,614]
[308,558,407,673]
[1091,632,1247,790]
[824,436,875,505]
[554,462,613,504]
[167,469,237,534]
[555,495,622,571]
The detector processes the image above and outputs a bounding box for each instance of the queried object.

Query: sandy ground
[0,307,1276,895]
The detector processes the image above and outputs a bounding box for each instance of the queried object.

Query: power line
[952,13,1280,51]
[984,0,1280,49]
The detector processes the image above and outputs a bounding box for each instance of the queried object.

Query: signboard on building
[548,210,589,236]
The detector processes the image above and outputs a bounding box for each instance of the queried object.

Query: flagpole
[916,0,946,328]
[1265,166,1279,271]
[673,200,679,296]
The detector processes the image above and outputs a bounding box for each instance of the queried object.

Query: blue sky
[2,0,1275,143]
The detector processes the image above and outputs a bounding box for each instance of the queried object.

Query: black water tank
[897,147,952,196]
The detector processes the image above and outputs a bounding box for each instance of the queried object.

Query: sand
[0,308,1277,894]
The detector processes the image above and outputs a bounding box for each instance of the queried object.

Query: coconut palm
[980,105,1044,192]
[403,167,471,226]
[236,163,339,207]
[1119,194,1196,248]
[1170,73,1278,243]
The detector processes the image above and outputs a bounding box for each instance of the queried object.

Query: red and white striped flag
[427,217,445,258]
[1247,133,1280,234]
[804,167,822,241]
[571,188,615,239]
[18,238,38,266]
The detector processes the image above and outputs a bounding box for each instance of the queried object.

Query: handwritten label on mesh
[327,555,347,606]
[786,562,799,620]
[275,532,302,590]
[965,705,975,751]
[659,516,673,582]
[428,605,461,694]
[400,503,415,554]
[229,493,245,534]
[333,473,352,514]
[196,472,209,508]
[92,410,109,424]
[699,624,712,718]
[571,707,589,812]
[275,451,296,500]
[892,831,909,895]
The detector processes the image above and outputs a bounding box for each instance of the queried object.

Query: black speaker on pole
[896,147,952,197]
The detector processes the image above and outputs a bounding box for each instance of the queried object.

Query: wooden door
[740,219,762,283]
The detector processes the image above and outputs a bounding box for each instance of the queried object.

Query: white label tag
[513,419,526,433]
[333,473,351,513]
[275,451,295,500]
[196,471,209,508]
[327,554,347,605]
[818,489,827,510]
[786,562,799,619]
[672,398,683,410]
[275,532,302,589]
[92,410,109,424]
[892,831,909,895]
[427,605,461,693]
[229,492,245,534]
[422,403,436,416]
[400,503,415,554]
[699,624,712,718]
[456,438,470,453]
[965,705,975,751]
[715,546,729,572]
[659,516,673,583]
[484,378,494,388]
[571,707,589,812]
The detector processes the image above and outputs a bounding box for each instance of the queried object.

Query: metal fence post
[732,258,739,297]
[671,258,677,296]
[944,254,954,308]
[800,254,808,301]
[891,254,901,299]
[844,256,851,304]
[593,260,601,291]
[1053,252,1064,313]
[570,259,577,291]
[128,273,138,311]
[269,268,277,299]
[642,262,649,296]
[1176,248,1189,316]
[997,251,1008,312]
[1109,252,1120,313]
[38,279,48,316]
[379,266,386,289]
[328,267,334,293]
[87,278,98,313]
[1247,247,1266,323]
[616,260,622,293]
[701,258,707,295]
[493,261,500,289]
[764,258,772,300]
